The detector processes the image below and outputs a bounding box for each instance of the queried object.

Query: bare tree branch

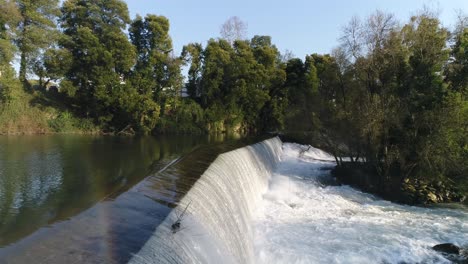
[220,16,248,44]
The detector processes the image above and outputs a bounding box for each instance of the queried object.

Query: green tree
[15,0,60,83]
[0,0,20,67]
[284,55,320,133]
[129,14,182,102]
[446,16,468,93]
[181,42,203,99]
[199,38,233,113]
[0,1,21,103]
[129,14,182,130]
[250,36,287,131]
[32,48,72,89]
[397,14,450,179]
[326,10,466,194]
[61,0,153,131]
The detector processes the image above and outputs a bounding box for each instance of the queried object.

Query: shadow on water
[0,134,272,263]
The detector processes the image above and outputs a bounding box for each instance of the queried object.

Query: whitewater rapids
[253,143,468,264]
[130,138,467,264]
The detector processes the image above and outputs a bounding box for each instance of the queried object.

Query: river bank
[280,133,468,206]
[0,88,101,135]
[331,163,467,206]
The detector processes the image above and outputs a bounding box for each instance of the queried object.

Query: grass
[0,86,99,135]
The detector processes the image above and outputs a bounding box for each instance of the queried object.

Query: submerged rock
[432,243,460,255]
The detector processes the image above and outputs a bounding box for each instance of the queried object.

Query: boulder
[432,243,460,255]
[427,192,439,203]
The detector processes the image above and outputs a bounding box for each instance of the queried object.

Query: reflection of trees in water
[0,135,209,247]
[0,136,64,245]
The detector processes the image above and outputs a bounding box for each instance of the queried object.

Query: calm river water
[0,134,237,249]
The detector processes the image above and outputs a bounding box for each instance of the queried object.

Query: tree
[326,10,466,193]
[181,42,203,99]
[60,0,143,130]
[15,0,60,83]
[230,39,270,130]
[446,13,468,93]
[0,0,20,68]
[129,14,182,109]
[32,47,72,89]
[184,35,287,133]
[284,55,321,133]
[250,36,287,131]
[220,16,248,44]
[0,1,21,103]
[402,14,449,109]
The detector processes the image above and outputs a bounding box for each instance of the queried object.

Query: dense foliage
[307,12,468,201]
[0,1,466,198]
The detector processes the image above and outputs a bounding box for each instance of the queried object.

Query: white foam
[253,143,468,264]
[283,143,336,162]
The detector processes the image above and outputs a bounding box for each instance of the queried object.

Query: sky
[125,0,468,60]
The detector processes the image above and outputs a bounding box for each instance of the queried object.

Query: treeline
[0,1,466,195]
[0,0,290,134]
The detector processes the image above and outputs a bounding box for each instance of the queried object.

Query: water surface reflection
[0,134,224,247]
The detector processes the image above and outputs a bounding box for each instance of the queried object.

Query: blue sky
[125,0,468,60]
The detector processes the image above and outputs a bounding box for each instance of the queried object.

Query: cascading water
[130,137,283,264]
[131,138,467,264]
[253,143,468,264]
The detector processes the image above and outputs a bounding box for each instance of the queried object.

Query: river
[0,136,466,264]
[253,143,468,264]
[0,134,247,263]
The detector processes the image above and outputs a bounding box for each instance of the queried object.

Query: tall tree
[0,0,20,68]
[60,0,144,129]
[402,14,449,109]
[15,0,60,83]
[446,14,468,93]
[0,1,21,103]
[250,35,286,131]
[129,14,182,108]
[181,42,203,99]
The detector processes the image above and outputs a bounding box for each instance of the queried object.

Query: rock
[406,185,416,192]
[427,192,438,203]
[460,195,466,203]
[461,248,468,258]
[433,243,460,255]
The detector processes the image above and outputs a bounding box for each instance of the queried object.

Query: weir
[130,137,283,264]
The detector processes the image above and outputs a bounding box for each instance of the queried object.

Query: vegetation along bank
[0,1,466,204]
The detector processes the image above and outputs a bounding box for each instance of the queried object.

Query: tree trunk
[334,155,340,166]
[19,51,27,84]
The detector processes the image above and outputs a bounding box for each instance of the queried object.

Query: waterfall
[130,137,283,264]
